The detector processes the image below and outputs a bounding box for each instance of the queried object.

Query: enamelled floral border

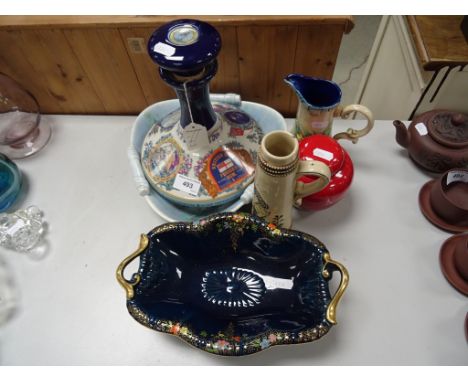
[127,301,331,356]
[125,213,335,356]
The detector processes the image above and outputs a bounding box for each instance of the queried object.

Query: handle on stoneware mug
[294,160,331,201]
[333,104,374,144]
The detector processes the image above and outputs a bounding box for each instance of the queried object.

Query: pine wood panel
[0,16,354,32]
[119,27,174,105]
[290,24,345,113]
[406,16,468,70]
[237,26,298,115]
[210,26,241,95]
[18,29,104,113]
[0,29,65,112]
[0,16,352,116]
[63,28,147,114]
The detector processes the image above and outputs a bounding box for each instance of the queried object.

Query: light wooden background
[0,16,353,116]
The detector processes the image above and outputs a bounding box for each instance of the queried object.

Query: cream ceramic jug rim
[261,131,298,167]
[285,73,342,111]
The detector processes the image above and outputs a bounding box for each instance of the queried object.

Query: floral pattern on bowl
[140,103,263,208]
[116,213,349,356]
[129,97,287,222]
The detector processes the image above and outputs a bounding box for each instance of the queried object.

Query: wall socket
[127,38,146,54]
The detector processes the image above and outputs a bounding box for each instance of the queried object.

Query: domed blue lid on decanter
[147,19,222,74]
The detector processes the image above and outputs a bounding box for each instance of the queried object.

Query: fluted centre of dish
[201,268,266,308]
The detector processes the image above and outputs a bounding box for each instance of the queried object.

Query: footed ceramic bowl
[128,96,287,222]
[140,102,262,208]
[116,213,348,356]
[419,168,468,233]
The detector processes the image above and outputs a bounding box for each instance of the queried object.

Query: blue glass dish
[0,154,22,212]
[116,213,348,356]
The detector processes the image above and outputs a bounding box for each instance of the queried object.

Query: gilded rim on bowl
[116,213,349,356]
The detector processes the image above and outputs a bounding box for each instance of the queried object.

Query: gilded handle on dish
[323,252,349,325]
[116,234,149,300]
[333,104,374,144]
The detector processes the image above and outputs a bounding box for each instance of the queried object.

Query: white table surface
[0,115,466,366]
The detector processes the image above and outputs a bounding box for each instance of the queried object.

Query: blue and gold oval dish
[116,213,348,356]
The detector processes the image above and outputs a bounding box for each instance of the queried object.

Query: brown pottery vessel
[419,168,468,233]
[394,110,468,173]
[439,233,468,296]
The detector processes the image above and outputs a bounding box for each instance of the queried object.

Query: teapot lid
[414,110,468,149]
[299,134,345,175]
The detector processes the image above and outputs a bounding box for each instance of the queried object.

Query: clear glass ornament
[0,205,45,252]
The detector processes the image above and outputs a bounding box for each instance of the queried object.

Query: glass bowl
[0,153,22,212]
[0,73,51,159]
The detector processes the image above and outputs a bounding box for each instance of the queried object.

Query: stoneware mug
[285,74,374,143]
[252,130,331,228]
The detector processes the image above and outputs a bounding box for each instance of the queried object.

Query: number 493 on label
[173,173,202,196]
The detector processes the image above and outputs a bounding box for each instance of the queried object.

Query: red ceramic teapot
[297,134,354,210]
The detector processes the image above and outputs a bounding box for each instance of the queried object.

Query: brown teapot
[394,110,468,173]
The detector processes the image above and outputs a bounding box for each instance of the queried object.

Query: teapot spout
[393,120,411,148]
